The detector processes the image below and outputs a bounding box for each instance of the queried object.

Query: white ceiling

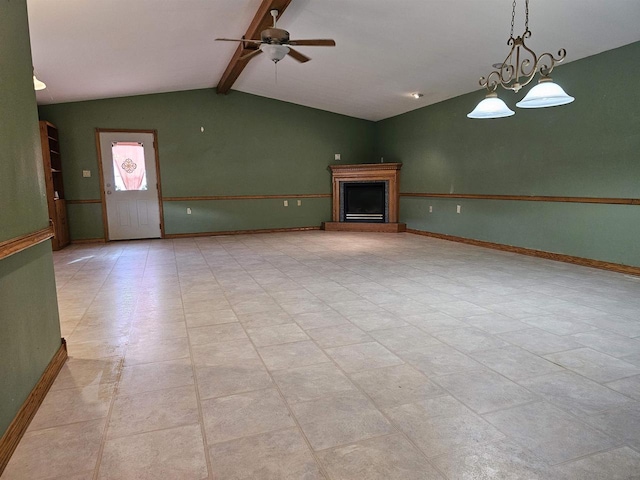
[28,0,640,121]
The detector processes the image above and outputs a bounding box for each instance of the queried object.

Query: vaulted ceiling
[28,0,640,121]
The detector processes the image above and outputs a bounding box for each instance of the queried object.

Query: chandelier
[468,0,574,119]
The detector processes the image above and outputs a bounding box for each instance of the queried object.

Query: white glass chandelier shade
[33,74,46,91]
[260,44,290,63]
[467,93,515,119]
[516,78,575,109]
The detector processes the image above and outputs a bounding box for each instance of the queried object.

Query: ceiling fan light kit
[468,0,574,119]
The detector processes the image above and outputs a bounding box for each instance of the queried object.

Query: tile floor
[4,231,640,479]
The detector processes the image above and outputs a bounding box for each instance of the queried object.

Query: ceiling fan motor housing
[261,28,290,44]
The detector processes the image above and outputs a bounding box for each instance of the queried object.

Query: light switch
[297,200,302,206]
[429,206,433,213]
[334,153,341,161]
[187,208,192,215]
[457,205,461,214]
[82,170,91,177]
[283,200,288,207]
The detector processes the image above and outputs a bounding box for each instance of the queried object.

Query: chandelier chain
[525,0,529,31]
[510,0,516,38]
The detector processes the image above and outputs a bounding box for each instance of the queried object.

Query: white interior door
[98,131,161,240]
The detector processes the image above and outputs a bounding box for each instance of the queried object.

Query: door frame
[94,128,165,241]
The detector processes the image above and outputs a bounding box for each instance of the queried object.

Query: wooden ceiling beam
[216,0,294,94]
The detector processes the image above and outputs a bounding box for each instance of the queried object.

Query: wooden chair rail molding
[401,192,640,205]
[163,194,331,201]
[408,229,640,276]
[0,226,54,261]
[66,199,102,205]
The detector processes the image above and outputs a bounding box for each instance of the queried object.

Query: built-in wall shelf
[39,121,69,250]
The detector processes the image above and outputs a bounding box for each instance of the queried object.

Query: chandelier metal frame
[478,0,567,94]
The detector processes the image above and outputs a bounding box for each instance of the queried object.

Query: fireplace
[342,181,387,223]
[323,163,406,232]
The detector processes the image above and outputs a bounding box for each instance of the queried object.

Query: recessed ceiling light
[411,93,423,99]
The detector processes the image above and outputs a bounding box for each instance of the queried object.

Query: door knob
[107,190,112,195]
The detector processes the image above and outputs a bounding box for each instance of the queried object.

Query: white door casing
[98,131,161,240]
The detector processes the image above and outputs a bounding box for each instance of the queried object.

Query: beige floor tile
[29,383,114,431]
[350,364,444,408]
[291,391,395,450]
[369,326,442,352]
[484,401,619,464]
[107,385,199,438]
[306,323,372,348]
[185,308,239,327]
[544,347,640,383]
[124,336,190,366]
[433,368,538,414]
[128,321,187,343]
[318,434,443,480]
[551,446,640,480]
[385,397,505,458]
[236,310,294,328]
[247,323,309,346]
[118,357,194,395]
[431,440,554,479]
[294,310,349,330]
[50,357,122,391]
[272,363,357,404]
[196,360,273,399]
[258,340,330,371]
[31,233,640,479]
[98,424,208,479]
[347,311,409,332]
[325,342,404,373]
[202,388,295,444]
[191,338,260,366]
[67,336,127,360]
[188,322,248,345]
[209,428,323,479]
[2,419,105,479]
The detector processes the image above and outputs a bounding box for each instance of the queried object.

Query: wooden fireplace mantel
[323,163,406,232]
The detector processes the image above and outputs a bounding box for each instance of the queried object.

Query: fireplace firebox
[342,182,387,223]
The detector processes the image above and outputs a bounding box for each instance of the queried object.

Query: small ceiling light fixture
[33,69,46,91]
[411,93,424,99]
[260,43,290,63]
[468,0,574,119]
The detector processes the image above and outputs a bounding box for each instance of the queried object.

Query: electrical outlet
[187,208,192,215]
[334,153,341,161]
[297,200,302,206]
[283,200,288,207]
[429,205,433,213]
[82,170,91,178]
[457,205,461,214]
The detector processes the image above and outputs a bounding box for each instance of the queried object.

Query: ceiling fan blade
[287,48,311,63]
[288,39,336,47]
[215,38,262,43]
[240,49,263,62]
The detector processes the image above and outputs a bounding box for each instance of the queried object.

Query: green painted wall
[0,0,62,436]
[39,90,375,238]
[377,42,640,267]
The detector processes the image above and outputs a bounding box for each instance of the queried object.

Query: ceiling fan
[216,9,336,64]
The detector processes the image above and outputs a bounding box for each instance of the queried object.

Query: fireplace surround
[323,163,406,232]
